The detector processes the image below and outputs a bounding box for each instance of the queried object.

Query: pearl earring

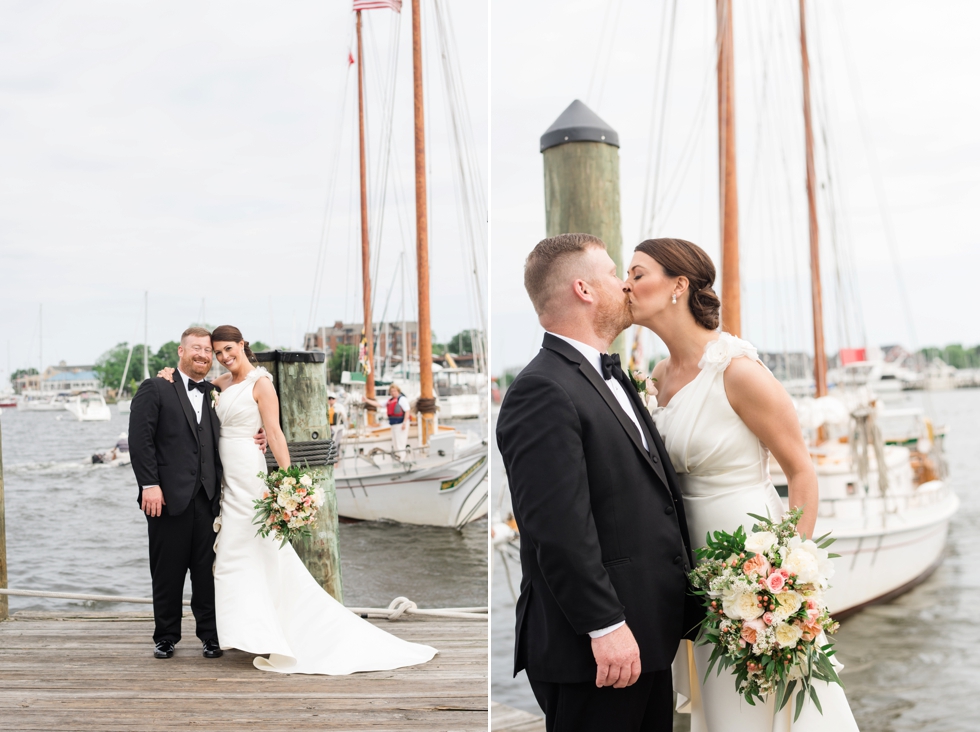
[671,294,677,304]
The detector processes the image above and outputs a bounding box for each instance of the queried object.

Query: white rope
[0,588,487,621]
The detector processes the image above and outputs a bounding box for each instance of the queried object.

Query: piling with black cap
[541,100,623,261]
[541,100,626,354]
[256,350,343,603]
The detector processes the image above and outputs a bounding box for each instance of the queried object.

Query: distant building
[304,320,419,364]
[41,362,101,393]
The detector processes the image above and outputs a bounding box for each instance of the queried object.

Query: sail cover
[353,0,402,11]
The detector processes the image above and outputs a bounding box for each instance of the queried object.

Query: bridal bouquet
[253,466,326,548]
[688,508,842,720]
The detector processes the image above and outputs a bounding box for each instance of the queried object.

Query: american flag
[353,0,402,11]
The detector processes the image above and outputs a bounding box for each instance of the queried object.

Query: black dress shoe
[202,639,223,658]
[154,640,175,659]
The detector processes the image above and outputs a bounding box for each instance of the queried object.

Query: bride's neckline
[656,336,722,410]
[227,366,257,387]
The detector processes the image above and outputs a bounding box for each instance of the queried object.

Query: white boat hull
[117,400,132,415]
[65,396,112,422]
[811,486,958,616]
[333,429,489,527]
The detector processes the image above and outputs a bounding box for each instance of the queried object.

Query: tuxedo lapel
[618,373,669,487]
[204,383,221,434]
[543,334,666,484]
[172,377,200,444]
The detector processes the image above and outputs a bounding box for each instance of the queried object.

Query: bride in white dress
[625,239,858,731]
[163,325,436,675]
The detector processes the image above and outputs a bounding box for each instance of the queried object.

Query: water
[0,407,487,614]
[491,390,980,731]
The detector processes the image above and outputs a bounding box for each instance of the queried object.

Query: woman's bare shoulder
[652,358,670,380]
[212,373,233,390]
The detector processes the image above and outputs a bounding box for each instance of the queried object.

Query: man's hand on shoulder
[591,623,641,688]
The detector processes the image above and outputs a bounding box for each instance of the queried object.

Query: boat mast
[716,0,741,337]
[142,291,150,381]
[38,304,42,387]
[411,0,436,446]
[356,9,378,425]
[799,0,828,399]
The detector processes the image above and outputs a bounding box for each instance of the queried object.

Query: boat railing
[816,480,954,522]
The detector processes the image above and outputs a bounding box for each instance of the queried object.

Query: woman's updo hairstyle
[634,238,721,330]
[211,324,258,364]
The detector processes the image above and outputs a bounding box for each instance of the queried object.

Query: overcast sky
[490,0,980,373]
[0,0,487,383]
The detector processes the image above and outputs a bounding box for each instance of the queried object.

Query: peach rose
[741,624,758,645]
[763,611,775,625]
[742,554,771,579]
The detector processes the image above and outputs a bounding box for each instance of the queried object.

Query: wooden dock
[490,702,545,732]
[0,611,487,731]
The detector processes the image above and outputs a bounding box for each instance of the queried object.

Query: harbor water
[0,408,488,614]
[492,389,980,731]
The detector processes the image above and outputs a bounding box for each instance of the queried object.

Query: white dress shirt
[548,332,649,638]
[177,368,205,424]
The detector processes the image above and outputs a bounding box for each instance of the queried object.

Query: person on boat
[363,384,412,459]
[328,392,347,442]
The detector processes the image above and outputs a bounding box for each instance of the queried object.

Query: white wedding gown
[653,333,858,731]
[213,367,437,674]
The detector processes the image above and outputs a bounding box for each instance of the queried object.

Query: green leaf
[794,688,806,722]
[809,685,823,715]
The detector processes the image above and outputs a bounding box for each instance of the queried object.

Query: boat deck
[0,611,487,731]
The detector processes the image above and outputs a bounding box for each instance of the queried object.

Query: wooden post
[259,351,344,603]
[541,100,626,357]
[411,0,437,445]
[0,419,7,621]
[356,10,377,426]
[717,0,741,337]
[799,0,827,399]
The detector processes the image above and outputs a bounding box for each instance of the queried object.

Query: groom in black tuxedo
[496,234,698,731]
[129,326,227,659]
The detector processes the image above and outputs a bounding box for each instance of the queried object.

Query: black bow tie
[600,352,624,382]
[187,379,207,393]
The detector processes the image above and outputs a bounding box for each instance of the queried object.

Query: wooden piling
[258,351,344,603]
[541,100,626,356]
[0,419,7,621]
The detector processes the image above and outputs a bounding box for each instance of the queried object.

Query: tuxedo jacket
[129,376,223,517]
[496,333,698,684]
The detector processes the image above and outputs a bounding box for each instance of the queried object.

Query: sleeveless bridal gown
[653,334,858,731]
[213,367,437,674]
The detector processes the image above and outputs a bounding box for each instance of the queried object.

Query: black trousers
[529,669,674,732]
[146,486,217,644]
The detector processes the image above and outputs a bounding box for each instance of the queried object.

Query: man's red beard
[594,289,633,343]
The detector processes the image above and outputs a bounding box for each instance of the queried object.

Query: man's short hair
[181,326,211,343]
[524,233,606,315]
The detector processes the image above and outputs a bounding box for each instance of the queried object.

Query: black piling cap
[540,99,619,152]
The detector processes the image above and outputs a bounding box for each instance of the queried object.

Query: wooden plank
[0,613,487,731]
[490,702,545,732]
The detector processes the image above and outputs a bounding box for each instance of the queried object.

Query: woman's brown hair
[634,238,721,330]
[211,324,258,364]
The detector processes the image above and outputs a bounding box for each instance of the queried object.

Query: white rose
[299,474,313,487]
[282,476,296,486]
[774,622,803,648]
[772,591,803,622]
[282,497,299,512]
[782,537,834,585]
[311,488,325,508]
[276,493,289,508]
[722,591,743,620]
[744,531,778,556]
[734,592,764,621]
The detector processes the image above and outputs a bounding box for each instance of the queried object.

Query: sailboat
[326,0,488,529]
[704,0,959,617]
[116,293,150,415]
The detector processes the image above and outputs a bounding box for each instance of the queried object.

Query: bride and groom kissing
[496,235,859,731]
[128,325,436,674]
